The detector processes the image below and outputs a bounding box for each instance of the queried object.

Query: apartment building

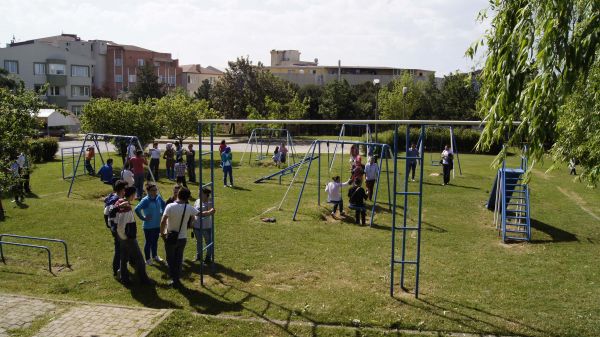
[267,49,435,86]
[0,34,96,115]
[103,43,179,97]
[179,64,224,95]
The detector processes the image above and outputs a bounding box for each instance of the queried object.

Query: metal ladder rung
[393,260,418,265]
[396,156,423,160]
[505,229,528,234]
[395,192,421,196]
[506,190,526,193]
[506,203,526,206]
[506,216,528,219]
[393,226,420,230]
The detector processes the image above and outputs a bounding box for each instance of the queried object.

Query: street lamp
[373,78,380,141]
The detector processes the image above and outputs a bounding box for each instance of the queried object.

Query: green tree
[0,68,22,90]
[319,80,355,120]
[377,73,423,120]
[80,98,162,147]
[551,62,600,185]
[468,0,600,183]
[156,90,220,144]
[194,79,212,102]
[298,84,323,120]
[130,61,165,103]
[419,74,444,119]
[352,81,378,120]
[0,86,45,215]
[439,72,478,120]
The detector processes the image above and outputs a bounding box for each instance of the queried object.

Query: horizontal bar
[506,190,526,193]
[393,260,418,265]
[199,119,518,126]
[393,226,420,230]
[82,133,138,140]
[201,151,213,156]
[395,192,421,196]
[315,140,389,147]
[396,156,423,160]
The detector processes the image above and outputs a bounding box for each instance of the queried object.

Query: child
[364,156,379,201]
[114,186,153,285]
[348,178,368,225]
[120,163,135,187]
[98,158,118,186]
[193,188,216,264]
[325,176,351,217]
[351,155,365,183]
[569,158,577,175]
[272,146,281,166]
[350,144,359,165]
[85,145,95,175]
[221,146,233,187]
[219,140,227,168]
[279,144,288,164]
[174,158,187,187]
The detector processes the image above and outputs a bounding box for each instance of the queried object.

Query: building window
[48,63,66,75]
[34,63,46,75]
[154,61,160,67]
[71,85,90,97]
[71,105,83,116]
[3,60,18,74]
[48,86,61,96]
[115,75,123,83]
[128,74,136,83]
[114,58,123,66]
[34,84,44,93]
[71,65,89,77]
[187,75,191,84]
[168,76,176,85]
[158,75,164,83]
[137,59,145,67]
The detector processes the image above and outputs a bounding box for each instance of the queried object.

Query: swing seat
[348,204,367,211]
[430,160,441,166]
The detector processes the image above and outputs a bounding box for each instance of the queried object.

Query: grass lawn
[0,150,599,337]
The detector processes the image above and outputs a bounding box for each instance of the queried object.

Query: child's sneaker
[146,259,153,266]
[154,256,163,262]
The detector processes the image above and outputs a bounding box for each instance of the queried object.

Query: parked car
[37,126,66,138]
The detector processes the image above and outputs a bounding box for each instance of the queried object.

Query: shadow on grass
[392,295,558,337]
[422,181,481,190]
[530,218,578,244]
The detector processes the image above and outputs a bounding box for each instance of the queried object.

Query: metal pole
[386,147,392,211]
[399,125,410,289]
[292,143,317,220]
[210,123,215,270]
[318,141,321,206]
[415,125,426,298]
[450,126,462,176]
[390,125,399,296]
[278,141,316,211]
[370,144,384,227]
[67,134,89,197]
[198,122,205,285]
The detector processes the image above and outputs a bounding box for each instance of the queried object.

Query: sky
[1,0,490,76]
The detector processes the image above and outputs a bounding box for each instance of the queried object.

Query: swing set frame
[240,128,297,167]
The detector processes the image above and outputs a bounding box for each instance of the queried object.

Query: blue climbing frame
[198,119,505,298]
[197,123,216,286]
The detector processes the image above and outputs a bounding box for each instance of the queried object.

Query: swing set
[66,133,159,197]
[240,128,297,167]
[417,125,462,176]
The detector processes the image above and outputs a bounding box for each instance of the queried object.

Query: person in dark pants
[85,145,96,175]
[221,147,233,187]
[149,142,161,180]
[114,186,153,285]
[160,187,200,288]
[348,178,368,225]
[407,143,419,182]
[441,145,453,186]
[135,183,166,265]
[105,180,128,277]
[17,152,31,193]
[129,150,148,200]
[186,144,196,183]
[98,159,119,186]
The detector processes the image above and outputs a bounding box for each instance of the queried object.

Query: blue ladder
[390,125,425,298]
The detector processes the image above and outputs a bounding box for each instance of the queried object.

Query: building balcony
[46,95,68,108]
[47,74,67,86]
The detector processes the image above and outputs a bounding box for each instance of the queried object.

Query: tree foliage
[318,80,356,119]
[439,72,478,120]
[194,79,212,102]
[377,73,424,120]
[80,98,162,146]
[468,0,600,183]
[156,90,220,143]
[551,62,600,186]
[0,87,44,192]
[129,61,165,103]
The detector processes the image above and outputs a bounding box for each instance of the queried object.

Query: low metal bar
[0,241,53,273]
[0,234,70,267]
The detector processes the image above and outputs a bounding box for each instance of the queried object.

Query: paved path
[0,294,171,337]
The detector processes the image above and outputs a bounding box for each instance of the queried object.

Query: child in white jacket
[325,176,352,217]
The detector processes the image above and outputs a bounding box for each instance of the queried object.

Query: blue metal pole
[400,125,410,288]
[318,141,321,206]
[198,122,205,286]
[292,142,317,221]
[67,134,89,197]
[370,144,384,227]
[414,125,426,298]
[386,147,392,211]
[210,123,216,271]
[390,125,399,296]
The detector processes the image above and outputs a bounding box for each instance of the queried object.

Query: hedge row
[371,128,502,154]
[29,137,59,163]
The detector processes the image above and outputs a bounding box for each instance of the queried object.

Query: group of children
[272,143,289,167]
[103,181,216,287]
[325,144,380,225]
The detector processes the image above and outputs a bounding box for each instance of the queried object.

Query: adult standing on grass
[135,183,166,265]
[17,152,31,194]
[165,184,182,206]
[85,145,96,176]
[364,156,379,201]
[105,180,128,277]
[10,158,23,204]
[174,158,187,187]
[148,142,161,180]
[186,144,196,183]
[114,186,153,286]
[221,147,233,187]
[441,145,453,186]
[407,143,419,182]
[280,143,288,165]
[193,188,216,264]
[164,143,175,181]
[160,187,200,288]
[129,150,148,200]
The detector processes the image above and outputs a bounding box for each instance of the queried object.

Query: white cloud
[0,0,489,75]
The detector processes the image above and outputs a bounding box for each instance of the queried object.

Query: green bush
[373,128,502,154]
[29,137,59,163]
